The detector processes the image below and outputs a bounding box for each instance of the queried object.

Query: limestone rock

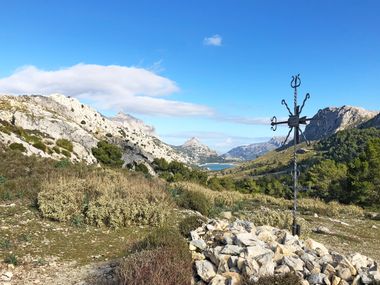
[304,105,378,141]
[196,260,217,282]
[209,274,227,285]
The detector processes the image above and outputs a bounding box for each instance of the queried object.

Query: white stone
[308,273,326,285]
[196,260,217,282]
[209,274,227,285]
[1,272,13,282]
[283,256,304,271]
[304,239,329,256]
[221,245,243,256]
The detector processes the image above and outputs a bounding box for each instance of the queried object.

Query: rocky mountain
[304,105,378,141]
[109,112,157,137]
[0,94,189,167]
[360,113,380,129]
[175,137,219,164]
[222,137,284,161]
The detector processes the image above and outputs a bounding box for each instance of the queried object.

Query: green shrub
[61,149,71,157]
[38,172,172,227]
[132,227,187,252]
[0,238,12,249]
[4,254,18,266]
[56,138,73,152]
[178,215,207,238]
[54,159,71,168]
[9,143,26,152]
[135,163,149,174]
[92,140,123,167]
[173,187,211,216]
[52,146,61,154]
[32,141,47,152]
[0,176,6,184]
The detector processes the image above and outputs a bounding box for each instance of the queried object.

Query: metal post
[270,74,312,237]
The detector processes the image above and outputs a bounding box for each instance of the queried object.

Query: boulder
[196,260,217,282]
[304,239,329,256]
[308,273,326,285]
[209,274,227,285]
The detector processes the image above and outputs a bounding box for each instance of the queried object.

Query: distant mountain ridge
[304,105,378,141]
[222,137,284,161]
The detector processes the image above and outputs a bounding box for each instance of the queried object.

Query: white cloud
[203,34,222,46]
[0,63,214,117]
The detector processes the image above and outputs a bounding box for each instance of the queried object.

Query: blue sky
[0,0,379,153]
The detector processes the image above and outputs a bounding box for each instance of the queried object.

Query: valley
[0,94,379,284]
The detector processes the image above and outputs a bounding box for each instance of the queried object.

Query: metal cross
[270,74,313,236]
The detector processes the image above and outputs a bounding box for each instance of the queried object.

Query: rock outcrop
[175,137,219,164]
[190,219,380,285]
[304,106,378,141]
[360,113,380,130]
[0,94,189,166]
[222,137,284,161]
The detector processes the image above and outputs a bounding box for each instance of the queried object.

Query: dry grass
[240,207,311,235]
[174,182,248,207]
[173,182,364,218]
[251,193,364,217]
[118,227,192,285]
[38,170,172,227]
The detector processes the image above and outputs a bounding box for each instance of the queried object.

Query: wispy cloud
[0,64,214,117]
[203,34,222,46]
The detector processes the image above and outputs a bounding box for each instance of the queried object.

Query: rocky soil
[189,219,380,285]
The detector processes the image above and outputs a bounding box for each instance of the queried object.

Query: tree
[306,159,347,201]
[347,138,380,206]
[92,140,124,167]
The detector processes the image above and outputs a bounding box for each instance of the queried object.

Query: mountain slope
[304,105,378,141]
[0,94,189,166]
[360,113,380,129]
[175,137,219,164]
[222,137,284,161]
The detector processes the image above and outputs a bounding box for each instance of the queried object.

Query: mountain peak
[183,137,201,147]
[304,105,378,141]
[176,137,218,163]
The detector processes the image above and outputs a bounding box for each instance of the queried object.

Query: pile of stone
[189,219,380,285]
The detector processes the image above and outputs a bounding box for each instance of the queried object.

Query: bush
[118,247,191,285]
[92,140,124,167]
[118,227,191,285]
[56,138,73,152]
[135,163,150,175]
[173,186,211,215]
[9,143,26,152]
[132,226,188,252]
[178,215,207,238]
[38,171,172,227]
[32,141,47,152]
[54,159,71,168]
[4,254,18,266]
[243,272,302,285]
[52,146,61,154]
[61,149,71,157]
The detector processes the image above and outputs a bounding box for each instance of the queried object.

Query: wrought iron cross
[270,74,313,236]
